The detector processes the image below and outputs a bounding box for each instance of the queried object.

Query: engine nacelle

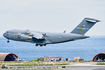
[20,34,32,40]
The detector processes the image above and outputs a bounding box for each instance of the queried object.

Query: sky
[0,0,105,36]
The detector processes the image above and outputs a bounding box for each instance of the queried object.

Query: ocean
[0,36,105,61]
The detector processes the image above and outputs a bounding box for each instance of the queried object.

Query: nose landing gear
[7,40,9,43]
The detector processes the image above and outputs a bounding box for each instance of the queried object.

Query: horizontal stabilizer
[85,18,100,23]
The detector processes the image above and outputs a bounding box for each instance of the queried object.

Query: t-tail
[71,18,100,35]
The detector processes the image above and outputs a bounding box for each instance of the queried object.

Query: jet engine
[19,34,32,40]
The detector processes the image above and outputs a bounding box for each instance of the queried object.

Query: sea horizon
[0,36,105,61]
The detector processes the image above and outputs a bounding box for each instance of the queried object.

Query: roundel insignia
[83,25,85,27]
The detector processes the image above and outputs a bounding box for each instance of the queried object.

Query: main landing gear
[35,44,46,47]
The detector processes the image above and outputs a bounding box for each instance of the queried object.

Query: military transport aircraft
[3,18,100,47]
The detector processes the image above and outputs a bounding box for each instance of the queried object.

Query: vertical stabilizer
[71,18,100,35]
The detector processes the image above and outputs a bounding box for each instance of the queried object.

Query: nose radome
[3,33,5,37]
[3,33,6,38]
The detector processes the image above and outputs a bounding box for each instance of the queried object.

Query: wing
[28,30,43,39]
[24,30,51,44]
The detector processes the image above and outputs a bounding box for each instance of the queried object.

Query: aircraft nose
[3,33,7,38]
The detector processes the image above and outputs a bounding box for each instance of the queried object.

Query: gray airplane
[3,18,100,47]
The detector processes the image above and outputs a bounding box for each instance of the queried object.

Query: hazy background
[0,0,105,36]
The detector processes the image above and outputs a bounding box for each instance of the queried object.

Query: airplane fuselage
[3,18,100,46]
[3,30,89,46]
